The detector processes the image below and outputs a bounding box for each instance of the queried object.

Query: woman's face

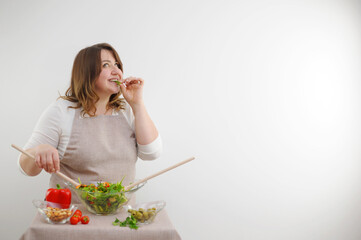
[94,49,123,99]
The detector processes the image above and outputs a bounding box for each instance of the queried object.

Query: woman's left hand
[119,77,144,107]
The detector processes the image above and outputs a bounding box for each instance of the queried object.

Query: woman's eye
[103,63,109,67]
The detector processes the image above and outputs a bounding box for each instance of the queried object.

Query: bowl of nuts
[124,200,166,224]
[32,199,78,224]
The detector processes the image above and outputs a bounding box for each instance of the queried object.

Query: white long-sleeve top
[18,98,162,175]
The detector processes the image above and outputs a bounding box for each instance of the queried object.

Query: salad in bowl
[66,179,146,215]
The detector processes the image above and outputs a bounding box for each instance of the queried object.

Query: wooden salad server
[124,156,195,191]
[11,144,79,187]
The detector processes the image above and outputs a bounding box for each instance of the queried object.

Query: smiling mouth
[110,79,122,85]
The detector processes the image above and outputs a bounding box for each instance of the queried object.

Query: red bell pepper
[46,184,72,208]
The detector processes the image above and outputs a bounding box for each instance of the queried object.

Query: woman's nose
[111,66,122,76]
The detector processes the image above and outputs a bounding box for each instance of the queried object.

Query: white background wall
[1,0,361,239]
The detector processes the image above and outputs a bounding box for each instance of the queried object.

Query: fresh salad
[76,179,128,214]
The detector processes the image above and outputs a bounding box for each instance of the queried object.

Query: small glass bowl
[124,200,166,224]
[67,181,146,215]
[32,200,77,224]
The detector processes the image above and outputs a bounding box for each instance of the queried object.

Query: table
[20,204,181,240]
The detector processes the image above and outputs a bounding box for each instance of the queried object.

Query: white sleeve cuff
[137,135,162,160]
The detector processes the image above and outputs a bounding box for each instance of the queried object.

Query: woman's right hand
[34,144,60,173]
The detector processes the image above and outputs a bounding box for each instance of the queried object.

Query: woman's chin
[109,86,120,95]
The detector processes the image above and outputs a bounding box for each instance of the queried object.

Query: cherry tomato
[81,216,90,224]
[74,210,82,218]
[70,216,79,225]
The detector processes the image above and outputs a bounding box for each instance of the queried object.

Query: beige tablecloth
[20,205,181,240]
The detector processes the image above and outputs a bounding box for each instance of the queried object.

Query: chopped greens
[76,180,128,214]
[113,216,138,230]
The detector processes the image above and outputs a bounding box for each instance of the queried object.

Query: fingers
[119,77,140,93]
[39,152,51,172]
[45,152,53,172]
[121,77,144,106]
[119,81,126,93]
[34,144,60,173]
[123,77,144,87]
[35,154,42,169]
[52,152,60,172]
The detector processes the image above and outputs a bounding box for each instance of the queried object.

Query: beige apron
[50,108,137,203]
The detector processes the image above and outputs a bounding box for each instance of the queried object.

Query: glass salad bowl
[124,200,166,224]
[66,180,146,215]
[33,200,78,224]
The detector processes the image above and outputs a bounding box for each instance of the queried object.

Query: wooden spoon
[11,144,79,187]
[124,156,195,191]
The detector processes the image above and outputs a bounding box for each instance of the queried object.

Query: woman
[18,43,162,200]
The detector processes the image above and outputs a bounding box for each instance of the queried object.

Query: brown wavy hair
[60,43,125,116]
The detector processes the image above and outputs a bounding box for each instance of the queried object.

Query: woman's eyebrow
[101,60,118,63]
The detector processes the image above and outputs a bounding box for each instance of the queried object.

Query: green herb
[112,217,121,226]
[112,216,138,230]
